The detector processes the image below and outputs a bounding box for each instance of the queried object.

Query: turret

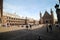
[50,9,53,16]
[40,12,42,19]
[50,9,54,24]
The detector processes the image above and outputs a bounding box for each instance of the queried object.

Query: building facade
[39,9,54,24]
[0,0,3,24]
[25,17,37,25]
[2,12,37,27]
[2,12,25,27]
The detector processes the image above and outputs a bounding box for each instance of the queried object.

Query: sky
[3,0,59,20]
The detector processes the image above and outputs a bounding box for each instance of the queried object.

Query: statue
[55,0,60,24]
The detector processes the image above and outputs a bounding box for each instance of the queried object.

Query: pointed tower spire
[50,9,53,16]
[50,9,54,24]
[40,12,42,18]
[51,9,53,13]
[39,12,42,24]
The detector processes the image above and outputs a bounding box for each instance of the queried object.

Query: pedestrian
[46,21,49,32]
[22,25,23,27]
[47,26,48,32]
[57,24,60,30]
[26,25,28,29]
[56,24,59,28]
[30,25,32,28]
[38,36,42,40]
[49,24,52,32]
[46,24,48,32]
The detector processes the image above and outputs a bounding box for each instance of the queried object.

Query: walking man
[49,24,52,32]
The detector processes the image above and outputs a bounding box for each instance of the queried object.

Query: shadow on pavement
[0,25,60,40]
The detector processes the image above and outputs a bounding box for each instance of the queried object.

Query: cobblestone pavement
[0,25,60,40]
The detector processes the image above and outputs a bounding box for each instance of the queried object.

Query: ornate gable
[43,11,51,19]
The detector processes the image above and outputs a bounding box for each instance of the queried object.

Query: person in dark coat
[46,24,48,32]
[38,36,42,40]
[46,21,49,32]
[49,24,52,32]
[30,25,32,28]
[47,26,48,32]
[26,25,28,29]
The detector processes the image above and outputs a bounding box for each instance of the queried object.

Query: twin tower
[39,9,54,24]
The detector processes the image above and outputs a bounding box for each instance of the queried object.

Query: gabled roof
[42,11,51,19]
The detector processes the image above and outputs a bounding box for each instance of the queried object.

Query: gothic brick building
[39,9,54,24]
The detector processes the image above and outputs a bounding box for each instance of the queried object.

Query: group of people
[26,25,32,29]
[37,24,53,40]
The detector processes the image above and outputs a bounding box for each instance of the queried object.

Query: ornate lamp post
[55,0,60,24]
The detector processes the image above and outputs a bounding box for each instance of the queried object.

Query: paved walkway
[0,25,60,40]
[0,25,43,32]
